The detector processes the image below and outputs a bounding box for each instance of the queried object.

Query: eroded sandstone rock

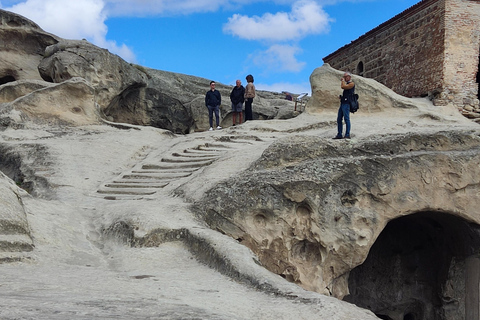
[1,77,101,127]
[38,39,149,110]
[0,9,58,83]
[193,131,480,308]
[0,79,51,103]
[0,171,34,258]
[1,9,297,134]
[307,64,422,113]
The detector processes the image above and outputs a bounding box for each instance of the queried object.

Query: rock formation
[0,172,33,261]
[2,8,480,320]
[0,8,297,134]
[0,10,58,83]
[192,65,480,319]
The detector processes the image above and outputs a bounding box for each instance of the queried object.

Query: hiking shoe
[216,126,222,130]
[209,127,213,131]
[344,135,351,139]
[333,135,343,139]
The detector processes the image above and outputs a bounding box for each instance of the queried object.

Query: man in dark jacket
[230,79,245,126]
[333,72,355,139]
[205,81,222,131]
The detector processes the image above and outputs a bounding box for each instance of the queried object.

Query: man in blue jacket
[205,81,222,131]
[333,72,355,139]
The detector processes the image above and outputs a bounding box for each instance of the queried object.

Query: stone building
[323,0,480,112]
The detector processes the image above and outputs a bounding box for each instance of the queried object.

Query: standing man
[334,72,355,139]
[205,81,222,131]
[244,74,256,121]
[230,79,245,126]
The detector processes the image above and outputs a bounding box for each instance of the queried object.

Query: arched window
[356,61,364,77]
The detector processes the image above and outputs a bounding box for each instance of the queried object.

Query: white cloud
[251,44,306,73]
[223,0,332,42]
[2,0,136,63]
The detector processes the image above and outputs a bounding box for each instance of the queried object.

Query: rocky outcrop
[38,40,148,110]
[1,77,101,127]
[0,172,34,261]
[0,9,297,133]
[144,68,296,132]
[0,9,58,83]
[307,64,423,113]
[0,79,50,103]
[193,130,480,317]
[5,7,480,320]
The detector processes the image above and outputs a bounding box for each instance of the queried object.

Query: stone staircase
[0,173,34,264]
[0,234,34,263]
[96,135,261,200]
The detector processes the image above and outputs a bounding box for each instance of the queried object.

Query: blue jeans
[337,103,351,137]
[207,105,220,127]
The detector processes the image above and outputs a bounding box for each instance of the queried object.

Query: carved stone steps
[141,160,214,170]
[172,152,219,158]
[161,155,219,163]
[121,173,191,180]
[96,136,264,200]
[182,149,220,156]
[197,146,230,152]
[112,178,175,184]
[0,234,34,253]
[0,251,33,264]
[104,182,169,189]
[97,188,158,195]
[139,165,198,173]
[103,195,150,201]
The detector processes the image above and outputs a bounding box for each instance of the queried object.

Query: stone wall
[442,0,480,108]
[323,0,480,111]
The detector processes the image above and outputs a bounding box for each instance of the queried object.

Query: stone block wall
[323,0,480,111]
[442,0,480,108]
[324,0,446,98]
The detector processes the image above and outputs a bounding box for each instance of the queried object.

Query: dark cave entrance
[344,212,480,320]
[0,74,16,85]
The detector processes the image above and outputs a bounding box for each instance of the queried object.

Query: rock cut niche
[0,69,18,85]
[344,212,480,320]
[0,74,16,85]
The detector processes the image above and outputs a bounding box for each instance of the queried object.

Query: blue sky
[0,0,420,95]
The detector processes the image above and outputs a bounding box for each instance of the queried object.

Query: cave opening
[0,74,16,85]
[344,211,480,320]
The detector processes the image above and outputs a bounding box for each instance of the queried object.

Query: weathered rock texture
[0,172,34,261]
[3,6,480,320]
[194,130,480,319]
[0,9,58,82]
[307,64,422,114]
[323,0,480,117]
[1,77,101,127]
[0,9,296,134]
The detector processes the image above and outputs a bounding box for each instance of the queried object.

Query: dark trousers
[207,105,220,127]
[244,98,253,121]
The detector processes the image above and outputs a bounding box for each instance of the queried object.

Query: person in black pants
[244,74,256,121]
